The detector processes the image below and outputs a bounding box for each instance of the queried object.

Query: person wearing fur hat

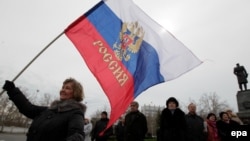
[2,78,86,141]
[159,97,187,141]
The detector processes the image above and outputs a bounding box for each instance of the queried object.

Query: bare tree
[39,93,56,106]
[0,86,49,131]
[196,92,230,119]
[0,94,10,132]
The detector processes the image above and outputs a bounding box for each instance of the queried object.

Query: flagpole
[0,31,64,96]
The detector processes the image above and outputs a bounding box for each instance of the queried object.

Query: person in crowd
[159,97,187,141]
[124,101,148,141]
[216,112,240,141]
[226,109,243,125]
[91,111,113,141]
[185,103,206,141]
[115,117,125,141]
[206,113,220,141]
[2,78,86,141]
[84,118,93,141]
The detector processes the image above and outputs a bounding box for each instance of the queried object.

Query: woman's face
[168,101,177,110]
[222,113,229,122]
[209,115,216,121]
[60,82,74,100]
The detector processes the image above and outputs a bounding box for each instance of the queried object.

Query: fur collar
[162,108,185,116]
[49,99,86,113]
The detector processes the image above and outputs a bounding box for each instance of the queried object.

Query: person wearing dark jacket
[159,97,187,141]
[115,117,125,141]
[185,103,206,141]
[2,78,86,141]
[124,101,148,141]
[216,112,239,141]
[91,111,113,141]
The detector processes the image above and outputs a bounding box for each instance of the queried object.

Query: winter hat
[166,97,179,107]
[101,111,108,116]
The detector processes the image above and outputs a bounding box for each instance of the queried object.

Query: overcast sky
[1,0,250,118]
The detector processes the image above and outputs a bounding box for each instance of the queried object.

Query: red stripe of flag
[65,15,135,132]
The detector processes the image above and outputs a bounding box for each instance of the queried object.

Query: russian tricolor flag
[65,0,201,131]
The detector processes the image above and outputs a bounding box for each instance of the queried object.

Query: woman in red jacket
[206,113,220,141]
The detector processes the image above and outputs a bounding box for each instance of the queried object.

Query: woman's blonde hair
[63,78,84,102]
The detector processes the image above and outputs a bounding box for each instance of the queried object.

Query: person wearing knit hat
[159,97,187,141]
[91,111,113,141]
[101,111,108,117]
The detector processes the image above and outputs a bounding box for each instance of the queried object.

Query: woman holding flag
[2,78,86,141]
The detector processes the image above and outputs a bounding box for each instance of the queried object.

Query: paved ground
[0,133,26,141]
[0,126,28,134]
[0,126,27,141]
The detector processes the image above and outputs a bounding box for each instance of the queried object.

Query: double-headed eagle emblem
[113,21,145,61]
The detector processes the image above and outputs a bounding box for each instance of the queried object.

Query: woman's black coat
[216,119,239,141]
[159,108,187,141]
[7,87,85,141]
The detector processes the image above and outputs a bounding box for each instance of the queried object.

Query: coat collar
[49,99,86,113]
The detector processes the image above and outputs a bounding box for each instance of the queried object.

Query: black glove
[2,80,15,92]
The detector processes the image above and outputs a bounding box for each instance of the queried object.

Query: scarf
[207,120,218,138]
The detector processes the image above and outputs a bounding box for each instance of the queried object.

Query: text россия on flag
[65,0,202,131]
